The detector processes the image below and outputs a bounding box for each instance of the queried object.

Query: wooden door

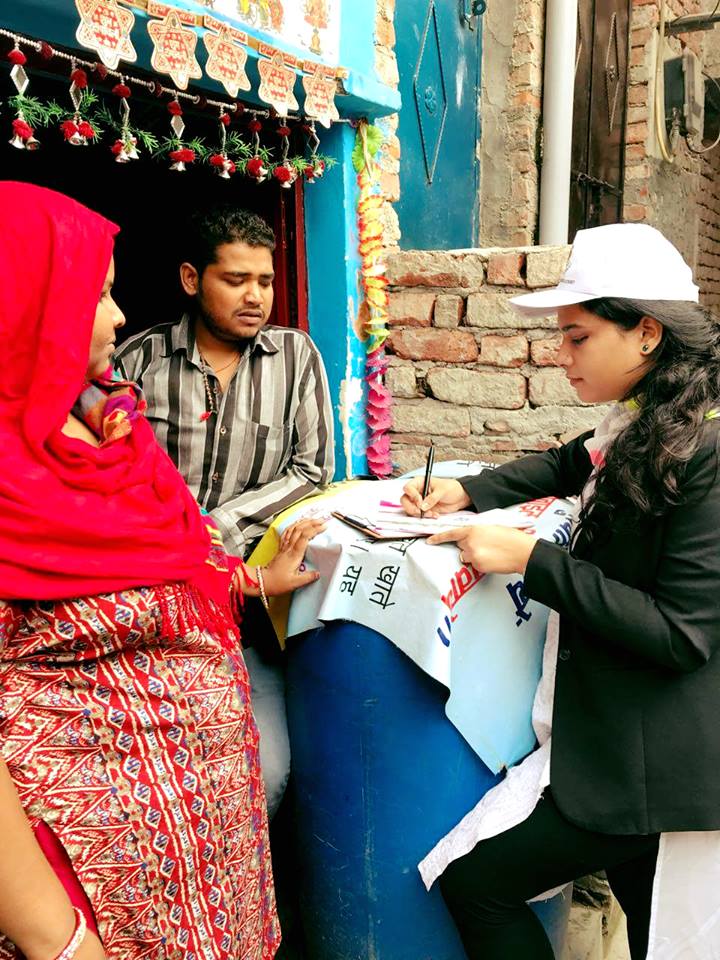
[570,0,632,237]
[394,0,483,249]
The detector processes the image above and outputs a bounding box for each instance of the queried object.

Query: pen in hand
[420,440,435,519]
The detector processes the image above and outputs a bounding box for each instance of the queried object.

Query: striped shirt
[116,314,335,557]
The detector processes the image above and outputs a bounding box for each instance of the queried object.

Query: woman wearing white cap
[402,223,720,960]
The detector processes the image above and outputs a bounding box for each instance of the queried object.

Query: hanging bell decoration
[273,121,297,189]
[111,136,138,162]
[62,64,93,145]
[245,118,269,182]
[302,121,324,183]
[210,154,236,179]
[9,116,38,150]
[168,147,196,172]
[110,79,139,162]
[61,119,84,145]
[7,42,40,150]
[209,109,235,179]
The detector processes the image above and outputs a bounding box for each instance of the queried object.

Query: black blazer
[461,420,720,836]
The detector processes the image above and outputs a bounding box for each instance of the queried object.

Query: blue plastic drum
[286,622,572,960]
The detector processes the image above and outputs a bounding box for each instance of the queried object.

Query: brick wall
[625,0,720,308]
[385,246,611,475]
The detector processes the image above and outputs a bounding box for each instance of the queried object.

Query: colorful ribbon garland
[354,121,393,478]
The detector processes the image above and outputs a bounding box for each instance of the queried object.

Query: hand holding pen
[420,441,435,519]
[400,468,472,519]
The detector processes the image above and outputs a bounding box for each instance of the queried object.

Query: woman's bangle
[53,907,88,960]
[256,566,269,611]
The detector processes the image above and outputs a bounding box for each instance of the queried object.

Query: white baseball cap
[510,223,699,317]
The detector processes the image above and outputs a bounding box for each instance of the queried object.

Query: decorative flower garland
[1,27,337,181]
[354,121,393,479]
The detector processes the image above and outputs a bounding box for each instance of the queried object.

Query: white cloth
[419,404,720,959]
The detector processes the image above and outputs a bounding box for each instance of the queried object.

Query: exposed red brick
[487,252,525,286]
[530,337,561,366]
[388,329,479,362]
[480,334,529,367]
[387,290,435,328]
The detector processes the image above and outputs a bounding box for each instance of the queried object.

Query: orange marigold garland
[354,121,392,478]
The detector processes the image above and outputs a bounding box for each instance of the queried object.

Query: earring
[642,344,650,352]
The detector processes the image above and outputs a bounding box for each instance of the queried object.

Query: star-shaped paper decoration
[75,0,137,70]
[147,9,202,91]
[258,52,299,117]
[204,23,251,99]
[302,64,339,128]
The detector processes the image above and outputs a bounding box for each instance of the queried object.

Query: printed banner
[275,465,574,775]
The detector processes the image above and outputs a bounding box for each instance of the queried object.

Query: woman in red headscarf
[0,182,320,960]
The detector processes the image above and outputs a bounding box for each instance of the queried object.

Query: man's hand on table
[427,525,537,576]
[400,477,471,518]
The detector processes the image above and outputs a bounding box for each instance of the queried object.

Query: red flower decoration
[273,165,293,183]
[112,83,131,98]
[169,148,196,163]
[40,42,54,60]
[8,49,27,66]
[94,63,108,80]
[248,119,262,133]
[220,112,231,127]
[12,119,34,139]
[12,119,33,140]
[78,121,96,139]
[111,140,125,155]
[60,120,79,140]
[247,156,266,177]
[70,68,88,89]
[210,154,236,174]
[277,125,291,137]
[304,164,316,179]
[233,102,245,116]
[168,100,183,116]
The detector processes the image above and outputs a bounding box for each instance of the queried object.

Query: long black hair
[576,297,720,535]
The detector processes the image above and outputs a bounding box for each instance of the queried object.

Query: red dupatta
[0,181,213,600]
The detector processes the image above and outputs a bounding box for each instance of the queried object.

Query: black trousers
[439,790,659,960]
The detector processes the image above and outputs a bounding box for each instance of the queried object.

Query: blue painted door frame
[394,0,483,250]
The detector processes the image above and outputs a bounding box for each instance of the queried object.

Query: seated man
[116,205,335,817]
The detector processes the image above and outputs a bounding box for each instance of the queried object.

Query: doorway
[394,0,483,249]
[570,0,632,237]
[0,72,306,342]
